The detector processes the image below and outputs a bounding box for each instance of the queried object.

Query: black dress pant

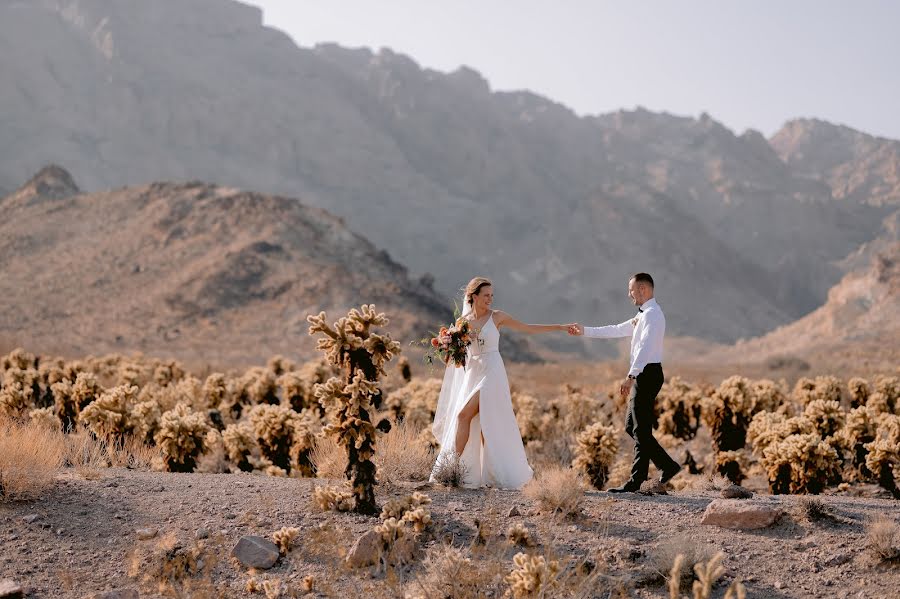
[624,363,678,483]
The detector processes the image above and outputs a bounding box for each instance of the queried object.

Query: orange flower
[431,337,440,347]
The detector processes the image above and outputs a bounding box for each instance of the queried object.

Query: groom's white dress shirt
[583,297,665,377]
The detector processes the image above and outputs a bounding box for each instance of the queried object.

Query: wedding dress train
[430,312,533,489]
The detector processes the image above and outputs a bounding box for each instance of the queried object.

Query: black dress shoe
[658,465,682,485]
[607,482,642,493]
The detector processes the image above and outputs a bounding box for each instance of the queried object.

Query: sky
[244,1,900,141]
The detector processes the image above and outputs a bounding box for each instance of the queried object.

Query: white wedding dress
[430,311,534,489]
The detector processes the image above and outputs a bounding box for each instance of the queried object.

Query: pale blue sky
[244,1,900,140]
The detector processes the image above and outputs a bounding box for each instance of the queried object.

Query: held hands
[566,323,583,336]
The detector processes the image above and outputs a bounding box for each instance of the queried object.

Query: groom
[569,273,680,493]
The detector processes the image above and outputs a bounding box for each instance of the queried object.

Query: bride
[430,277,573,489]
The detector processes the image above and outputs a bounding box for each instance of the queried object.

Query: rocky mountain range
[1,0,897,363]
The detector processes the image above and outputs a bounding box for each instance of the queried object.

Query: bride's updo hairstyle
[465,277,493,307]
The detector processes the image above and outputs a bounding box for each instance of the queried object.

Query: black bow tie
[638,308,643,313]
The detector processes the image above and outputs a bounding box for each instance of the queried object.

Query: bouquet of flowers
[422,316,474,369]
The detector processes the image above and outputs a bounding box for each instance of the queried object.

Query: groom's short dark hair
[631,272,654,288]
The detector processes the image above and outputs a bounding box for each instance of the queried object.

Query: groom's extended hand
[567,323,583,336]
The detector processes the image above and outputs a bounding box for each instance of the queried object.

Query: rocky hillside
[771,119,900,207]
[0,167,493,367]
[1,0,892,348]
[713,212,899,373]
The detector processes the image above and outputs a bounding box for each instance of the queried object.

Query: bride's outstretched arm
[492,310,575,334]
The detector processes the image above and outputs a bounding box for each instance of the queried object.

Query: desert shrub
[29,406,61,430]
[656,377,703,440]
[412,545,482,598]
[129,397,162,444]
[713,450,748,485]
[523,466,583,517]
[0,378,34,417]
[51,380,77,430]
[308,304,400,514]
[152,359,186,387]
[267,354,296,376]
[571,422,619,490]
[0,415,66,500]
[2,348,36,370]
[374,419,434,484]
[155,403,211,472]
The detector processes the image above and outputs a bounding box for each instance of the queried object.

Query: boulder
[0,579,23,599]
[231,536,280,569]
[346,530,382,568]
[700,499,781,529]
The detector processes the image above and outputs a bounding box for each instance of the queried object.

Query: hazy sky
[244,1,900,141]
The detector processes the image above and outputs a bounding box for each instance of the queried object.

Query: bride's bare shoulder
[491,309,510,323]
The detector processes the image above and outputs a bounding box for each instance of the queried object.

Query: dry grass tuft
[374,419,434,484]
[0,415,66,500]
[654,535,716,591]
[432,451,468,487]
[108,434,163,470]
[65,425,108,480]
[309,435,347,479]
[523,465,584,517]
[866,517,900,563]
[797,497,835,522]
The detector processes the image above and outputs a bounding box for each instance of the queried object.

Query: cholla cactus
[792,376,843,406]
[130,397,162,444]
[714,450,748,485]
[803,399,845,439]
[384,378,442,430]
[868,376,899,415]
[507,523,535,547]
[152,359,185,386]
[201,373,229,410]
[0,381,33,417]
[71,372,103,412]
[313,485,355,512]
[248,404,319,475]
[836,406,878,481]
[308,305,401,515]
[51,380,77,430]
[222,422,256,472]
[398,356,412,383]
[155,403,211,472]
[79,384,139,441]
[267,355,297,377]
[401,507,432,533]
[656,377,704,441]
[2,348,36,371]
[505,553,560,598]
[511,392,543,444]
[864,413,900,498]
[380,492,432,520]
[571,423,619,490]
[760,432,841,494]
[277,371,309,412]
[848,378,871,408]
[271,527,300,555]
[701,377,755,481]
[29,406,62,430]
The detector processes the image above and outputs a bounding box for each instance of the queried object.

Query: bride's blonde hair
[464,277,493,307]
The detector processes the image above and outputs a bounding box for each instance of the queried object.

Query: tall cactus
[307,305,400,515]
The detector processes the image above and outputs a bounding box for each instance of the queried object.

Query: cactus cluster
[571,422,620,490]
